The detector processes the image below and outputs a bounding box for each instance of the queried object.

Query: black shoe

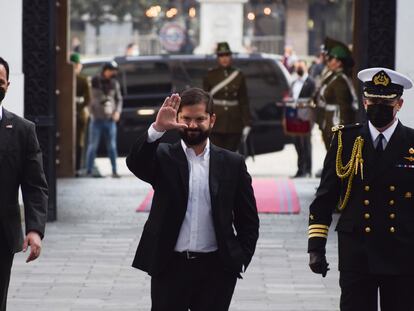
[85,171,103,178]
[112,173,121,178]
[293,171,306,178]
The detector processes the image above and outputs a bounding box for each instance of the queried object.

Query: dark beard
[180,128,211,146]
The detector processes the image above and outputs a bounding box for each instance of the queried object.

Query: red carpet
[136,178,300,214]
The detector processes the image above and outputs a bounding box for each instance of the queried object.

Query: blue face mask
[366,104,395,128]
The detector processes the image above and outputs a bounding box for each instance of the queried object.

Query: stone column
[195,0,247,54]
[285,0,308,56]
[0,1,24,116]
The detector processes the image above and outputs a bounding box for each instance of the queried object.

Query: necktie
[376,133,384,153]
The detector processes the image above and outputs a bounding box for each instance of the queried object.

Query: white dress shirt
[147,123,218,252]
[0,106,3,120]
[368,118,399,150]
[292,73,308,101]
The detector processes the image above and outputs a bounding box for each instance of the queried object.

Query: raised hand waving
[153,93,188,132]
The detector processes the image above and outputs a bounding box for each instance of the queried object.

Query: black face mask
[180,127,211,146]
[366,104,395,128]
[0,87,5,103]
[296,68,304,77]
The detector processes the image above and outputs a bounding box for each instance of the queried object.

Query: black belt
[174,250,218,260]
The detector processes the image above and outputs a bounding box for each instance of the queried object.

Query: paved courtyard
[8,135,342,311]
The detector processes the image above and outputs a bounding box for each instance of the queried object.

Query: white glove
[242,126,251,142]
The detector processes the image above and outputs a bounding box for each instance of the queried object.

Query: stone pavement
[7,133,342,311]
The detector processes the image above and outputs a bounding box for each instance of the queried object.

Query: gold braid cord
[335,130,364,210]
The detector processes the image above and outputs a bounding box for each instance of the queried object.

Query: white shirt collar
[0,106,2,120]
[368,118,399,144]
[180,138,210,160]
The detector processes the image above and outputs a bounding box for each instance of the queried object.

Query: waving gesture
[153,93,188,132]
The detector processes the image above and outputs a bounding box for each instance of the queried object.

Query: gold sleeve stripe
[309,233,328,239]
[309,229,328,234]
[308,224,329,230]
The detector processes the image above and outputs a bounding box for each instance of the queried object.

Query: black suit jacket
[0,108,48,254]
[308,121,414,275]
[126,133,259,277]
[293,75,316,99]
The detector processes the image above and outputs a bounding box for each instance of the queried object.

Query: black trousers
[340,271,414,311]
[293,134,312,175]
[151,252,237,311]
[0,235,14,311]
[210,133,242,152]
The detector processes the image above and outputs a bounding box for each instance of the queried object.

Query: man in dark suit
[126,87,259,311]
[203,42,251,152]
[0,57,48,311]
[290,60,316,177]
[308,67,414,311]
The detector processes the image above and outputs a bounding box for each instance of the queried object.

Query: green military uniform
[76,74,90,153]
[71,52,91,171]
[319,69,355,149]
[315,42,357,150]
[203,42,251,152]
[308,68,414,311]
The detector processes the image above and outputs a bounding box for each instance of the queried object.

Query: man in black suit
[308,67,414,311]
[291,60,316,177]
[126,87,259,311]
[0,57,48,311]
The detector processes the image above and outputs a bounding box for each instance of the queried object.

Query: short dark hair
[0,57,10,81]
[102,60,118,72]
[179,87,214,114]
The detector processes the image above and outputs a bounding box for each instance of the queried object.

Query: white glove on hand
[242,126,251,142]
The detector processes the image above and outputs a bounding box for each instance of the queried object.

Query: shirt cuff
[147,123,166,143]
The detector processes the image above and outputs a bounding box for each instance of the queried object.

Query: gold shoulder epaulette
[332,123,363,132]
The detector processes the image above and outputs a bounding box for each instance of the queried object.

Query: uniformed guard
[308,67,414,310]
[203,42,251,152]
[70,53,91,174]
[315,38,358,151]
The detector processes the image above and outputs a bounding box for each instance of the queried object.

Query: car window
[235,59,287,120]
[177,59,215,89]
[235,59,286,102]
[120,61,172,95]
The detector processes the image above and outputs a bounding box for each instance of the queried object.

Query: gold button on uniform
[389,200,395,206]
[389,213,396,219]
[364,213,370,219]
[364,200,370,206]
[365,227,371,233]
[405,192,412,198]
[390,227,395,233]
[364,186,370,191]
[389,186,395,191]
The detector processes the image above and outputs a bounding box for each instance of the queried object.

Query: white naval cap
[358,67,413,99]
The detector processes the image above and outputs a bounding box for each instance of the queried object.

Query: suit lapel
[298,78,310,98]
[209,144,222,211]
[0,108,14,157]
[360,123,376,182]
[170,142,189,199]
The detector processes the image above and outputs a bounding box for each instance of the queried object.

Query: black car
[81,53,292,156]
